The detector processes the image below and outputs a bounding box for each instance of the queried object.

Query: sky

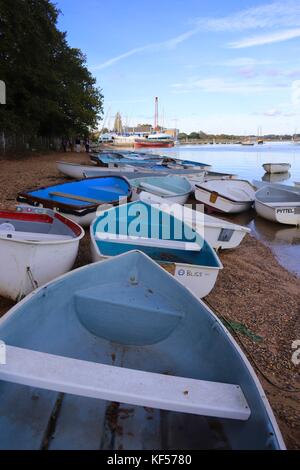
[56,0,300,134]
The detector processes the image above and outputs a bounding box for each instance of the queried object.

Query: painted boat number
[218,228,234,242]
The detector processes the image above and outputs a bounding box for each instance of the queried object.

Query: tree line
[0,0,103,153]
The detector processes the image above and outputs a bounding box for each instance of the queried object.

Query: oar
[50,192,104,204]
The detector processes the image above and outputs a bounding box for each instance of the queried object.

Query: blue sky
[57,0,300,134]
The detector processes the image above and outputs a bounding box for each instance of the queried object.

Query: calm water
[146,142,300,276]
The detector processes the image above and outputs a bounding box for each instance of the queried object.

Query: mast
[154,97,159,131]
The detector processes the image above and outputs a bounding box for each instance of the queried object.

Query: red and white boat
[0,206,84,300]
[134,133,175,149]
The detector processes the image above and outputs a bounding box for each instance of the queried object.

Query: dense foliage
[0,0,103,139]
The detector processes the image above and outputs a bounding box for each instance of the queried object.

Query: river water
[146,142,300,276]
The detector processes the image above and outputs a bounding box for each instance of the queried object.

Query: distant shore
[0,150,299,449]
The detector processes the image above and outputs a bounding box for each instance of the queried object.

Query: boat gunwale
[0,211,85,246]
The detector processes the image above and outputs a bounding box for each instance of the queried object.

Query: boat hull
[91,246,220,298]
[134,140,175,148]
[132,189,190,205]
[90,202,223,299]
[138,194,250,250]
[263,163,291,174]
[195,186,253,213]
[255,200,300,225]
[57,161,136,179]
[0,211,84,300]
[0,237,81,301]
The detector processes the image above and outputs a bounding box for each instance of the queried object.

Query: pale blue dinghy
[91,153,211,171]
[90,201,222,298]
[0,252,284,450]
[130,175,193,205]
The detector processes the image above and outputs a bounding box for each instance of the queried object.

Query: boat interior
[257,187,300,205]
[131,178,191,198]
[93,202,220,268]
[0,210,78,241]
[0,252,280,449]
[22,177,131,207]
[198,180,255,202]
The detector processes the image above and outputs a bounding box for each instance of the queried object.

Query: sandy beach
[0,151,299,449]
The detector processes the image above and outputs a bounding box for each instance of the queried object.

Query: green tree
[0,0,103,140]
[178,132,188,140]
[188,132,200,140]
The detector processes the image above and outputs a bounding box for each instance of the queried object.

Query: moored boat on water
[195,180,255,214]
[134,133,175,148]
[255,186,300,226]
[90,201,222,298]
[0,206,84,301]
[0,251,285,449]
[262,163,291,174]
[17,176,132,227]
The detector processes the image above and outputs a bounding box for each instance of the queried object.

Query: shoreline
[0,151,299,449]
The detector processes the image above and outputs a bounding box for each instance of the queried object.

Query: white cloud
[92,46,156,70]
[171,113,296,134]
[92,27,201,70]
[291,80,300,107]
[171,77,287,94]
[92,1,300,70]
[229,28,300,49]
[196,1,300,32]
[217,57,276,67]
[263,108,282,116]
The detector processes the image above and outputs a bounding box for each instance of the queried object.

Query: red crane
[154,97,159,131]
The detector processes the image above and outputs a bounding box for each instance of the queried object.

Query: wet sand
[0,151,299,449]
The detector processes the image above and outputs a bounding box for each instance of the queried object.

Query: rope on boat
[26,267,39,290]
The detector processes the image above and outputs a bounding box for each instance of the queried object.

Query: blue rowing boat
[0,251,284,449]
[17,176,132,226]
[90,201,222,298]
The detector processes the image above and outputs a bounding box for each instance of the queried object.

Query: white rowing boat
[255,186,300,225]
[57,161,138,179]
[195,179,255,214]
[262,163,291,174]
[138,192,251,250]
[0,206,84,300]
